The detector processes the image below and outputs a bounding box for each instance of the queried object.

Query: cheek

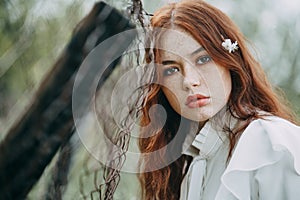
[218,67,232,99]
[202,65,232,101]
[161,76,185,113]
[161,81,180,105]
[160,73,183,95]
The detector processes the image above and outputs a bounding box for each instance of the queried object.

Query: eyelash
[163,55,212,76]
[163,67,179,76]
[196,55,212,65]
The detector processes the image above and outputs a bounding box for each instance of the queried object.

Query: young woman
[138,0,300,199]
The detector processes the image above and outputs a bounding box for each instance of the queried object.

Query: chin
[185,104,224,122]
[182,111,212,122]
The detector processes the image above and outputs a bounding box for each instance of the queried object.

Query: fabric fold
[180,106,231,200]
[216,116,300,200]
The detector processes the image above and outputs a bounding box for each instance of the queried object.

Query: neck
[198,120,208,132]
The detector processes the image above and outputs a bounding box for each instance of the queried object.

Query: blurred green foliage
[0,0,299,199]
[0,0,91,136]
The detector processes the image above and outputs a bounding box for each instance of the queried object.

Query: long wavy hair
[138,0,297,199]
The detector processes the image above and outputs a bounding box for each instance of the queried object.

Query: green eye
[196,55,211,65]
[163,67,179,76]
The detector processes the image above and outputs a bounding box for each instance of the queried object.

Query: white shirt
[180,112,300,200]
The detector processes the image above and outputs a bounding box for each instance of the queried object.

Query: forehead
[155,28,202,59]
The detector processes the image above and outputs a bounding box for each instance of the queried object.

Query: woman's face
[156,28,232,122]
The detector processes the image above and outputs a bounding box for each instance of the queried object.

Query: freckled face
[156,29,232,122]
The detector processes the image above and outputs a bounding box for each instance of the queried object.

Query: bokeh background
[1,0,299,199]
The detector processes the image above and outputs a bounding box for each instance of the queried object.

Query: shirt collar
[182,106,238,159]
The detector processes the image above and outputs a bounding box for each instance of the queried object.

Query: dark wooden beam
[0,2,136,199]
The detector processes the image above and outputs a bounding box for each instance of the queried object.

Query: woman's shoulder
[231,115,300,172]
[241,115,300,162]
[215,115,300,199]
[246,115,299,136]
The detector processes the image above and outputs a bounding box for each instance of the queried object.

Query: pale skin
[156,28,232,123]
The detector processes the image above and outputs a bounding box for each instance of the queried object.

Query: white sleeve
[215,116,300,200]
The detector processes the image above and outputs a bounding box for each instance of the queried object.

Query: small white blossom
[222,39,239,53]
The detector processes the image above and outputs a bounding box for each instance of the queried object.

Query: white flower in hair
[222,39,239,53]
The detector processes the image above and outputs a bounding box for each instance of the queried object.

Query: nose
[182,66,201,90]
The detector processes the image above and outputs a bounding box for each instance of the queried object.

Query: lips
[185,94,210,108]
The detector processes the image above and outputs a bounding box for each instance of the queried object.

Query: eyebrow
[161,60,177,65]
[161,47,205,65]
[191,47,205,55]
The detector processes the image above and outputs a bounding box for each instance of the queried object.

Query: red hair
[139,0,297,199]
